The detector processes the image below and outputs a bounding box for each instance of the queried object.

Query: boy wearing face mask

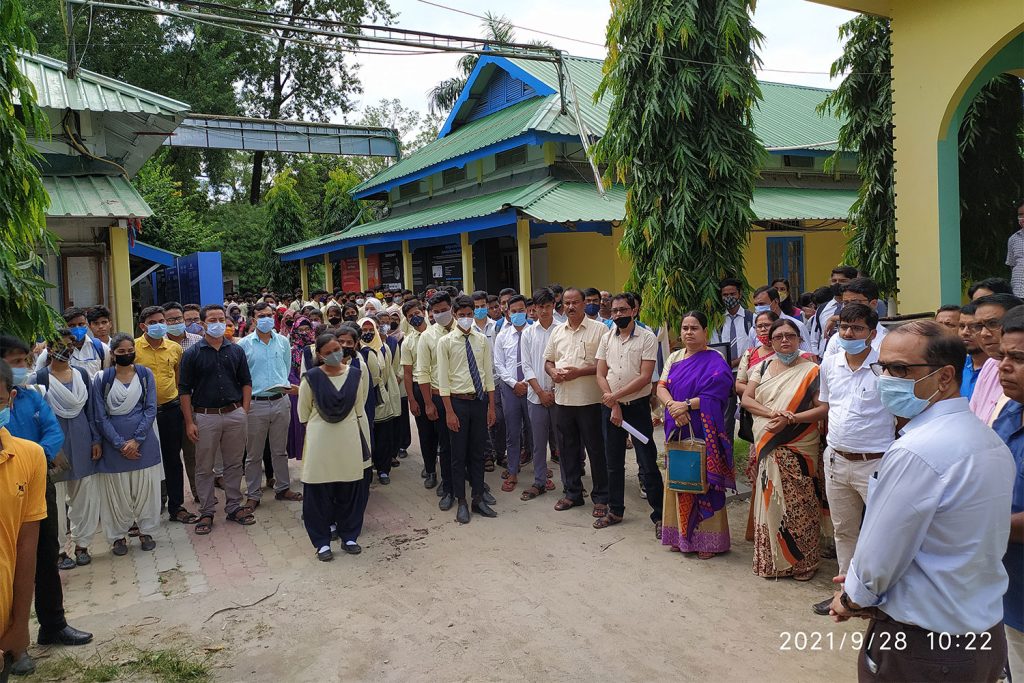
[416,293,457,507]
[811,303,894,616]
[402,301,438,488]
[133,306,198,525]
[34,308,110,378]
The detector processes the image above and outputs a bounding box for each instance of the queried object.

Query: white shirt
[818,347,895,453]
[35,338,109,379]
[845,398,1014,633]
[711,308,752,365]
[822,322,888,358]
[473,318,497,349]
[493,323,527,389]
[747,312,811,353]
[520,319,559,405]
[812,298,841,355]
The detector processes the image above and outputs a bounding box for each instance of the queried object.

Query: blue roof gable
[437,55,557,139]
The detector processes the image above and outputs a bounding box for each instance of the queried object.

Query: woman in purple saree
[655,312,736,559]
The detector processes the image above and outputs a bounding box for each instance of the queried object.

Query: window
[495,145,527,169]
[442,166,466,186]
[398,181,422,199]
[766,236,805,297]
[783,154,815,169]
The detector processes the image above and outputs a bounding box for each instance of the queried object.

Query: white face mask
[433,310,453,327]
[379,324,391,334]
[456,317,474,332]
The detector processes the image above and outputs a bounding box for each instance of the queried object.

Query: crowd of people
[0,267,1021,681]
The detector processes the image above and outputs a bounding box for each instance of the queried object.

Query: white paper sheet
[619,419,650,445]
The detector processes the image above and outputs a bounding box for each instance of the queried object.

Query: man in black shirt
[179,304,253,535]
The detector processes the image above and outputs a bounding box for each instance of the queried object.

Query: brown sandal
[592,503,608,518]
[274,489,303,501]
[593,512,623,529]
[195,516,213,535]
[501,478,517,492]
[520,485,545,501]
[553,497,583,511]
[227,507,256,525]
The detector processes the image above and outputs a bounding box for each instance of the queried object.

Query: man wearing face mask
[237,302,302,510]
[549,284,567,325]
[133,306,198,526]
[711,278,753,369]
[747,286,811,353]
[811,304,895,617]
[163,302,203,352]
[492,295,534,493]
[830,321,1013,682]
[473,290,505,472]
[0,337,92,674]
[815,265,859,355]
[402,301,439,489]
[34,308,110,378]
[416,292,457,508]
[179,304,254,536]
[583,288,605,324]
[437,296,497,523]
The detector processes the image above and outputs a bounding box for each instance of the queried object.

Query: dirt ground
[26,436,863,682]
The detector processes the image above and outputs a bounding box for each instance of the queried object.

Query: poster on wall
[367,253,381,289]
[340,258,360,291]
[378,251,403,291]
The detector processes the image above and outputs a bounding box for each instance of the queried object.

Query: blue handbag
[665,428,708,494]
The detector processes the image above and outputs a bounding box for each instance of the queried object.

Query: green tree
[819,15,895,296]
[262,169,310,290]
[350,98,442,180]
[207,202,270,291]
[322,167,362,234]
[132,154,210,256]
[595,0,764,331]
[0,0,63,340]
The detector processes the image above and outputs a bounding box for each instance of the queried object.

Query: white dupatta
[105,372,143,416]
[45,369,88,419]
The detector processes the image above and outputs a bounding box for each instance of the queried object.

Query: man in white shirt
[821,277,889,358]
[519,288,559,501]
[473,290,505,472]
[493,295,534,492]
[34,308,110,378]
[830,320,1012,681]
[814,265,858,356]
[812,303,895,616]
[583,288,605,324]
[710,278,753,369]
[747,286,810,353]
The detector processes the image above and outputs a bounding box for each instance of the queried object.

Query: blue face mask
[877,369,941,418]
[0,407,8,430]
[11,367,28,386]
[206,322,227,338]
[837,336,868,355]
[69,326,88,343]
[185,322,204,335]
[510,312,528,327]
[256,317,276,334]
[474,307,489,320]
[146,322,167,339]
[584,303,601,317]
[409,315,425,328]
[775,350,800,365]
[166,322,186,337]
[754,305,771,314]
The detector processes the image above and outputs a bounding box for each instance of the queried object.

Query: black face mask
[613,316,632,330]
[114,352,136,367]
[343,315,358,322]
[342,347,358,359]
[328,317,342,325]
[360,332,375,343]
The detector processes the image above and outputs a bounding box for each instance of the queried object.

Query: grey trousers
[244,397,291,499]
[526,401,556,489]
[500,383,531,476]
[195,408,247,518]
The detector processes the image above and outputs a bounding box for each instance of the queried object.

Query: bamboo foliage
[595,0,764,332]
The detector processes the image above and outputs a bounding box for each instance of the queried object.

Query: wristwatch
[839,592,854,610]
[684,399,692,410]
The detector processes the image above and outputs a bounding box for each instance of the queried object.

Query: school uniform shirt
[236,331,291,397]
[521,319,559,405]
[473,318,497,349]
[0,428,48,639]
[414,322,455,388]
[436,328,495,397]
[133,337,183,406]
[543,317,604,406]
[596,324,659,402]
[493,323,528,389]
[710,308,753,365]
[400,328,421,371]
[818,347,895,453]
[812,298,841,356]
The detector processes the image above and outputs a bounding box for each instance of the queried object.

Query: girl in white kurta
[298,330,372,562]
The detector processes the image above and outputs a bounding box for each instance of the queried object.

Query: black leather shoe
[424,473,438,489]
[812,597,834,616]
[436,482,448,498]
[482,490,497,506]
[472,499,497,518]
[317,548,334,562]
[11,652,35,675]
[38,624,93,646]
[342,542,362,555]
[439,493,454,511]
[420,467,428,479]
[456,502,471,524]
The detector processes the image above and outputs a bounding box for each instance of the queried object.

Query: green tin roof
[17,51,189,115]
[751,187,857,220]
[43,175,152,218]
[515,180,626,223]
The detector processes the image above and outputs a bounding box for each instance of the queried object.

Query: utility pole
[66,0,77,79]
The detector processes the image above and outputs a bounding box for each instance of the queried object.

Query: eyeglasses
[966,319,1003,333]
[770,333,799,342]
[869,362,941,378]
[838,324,869,334]
[754,323,773,331]
[609,307,632,315]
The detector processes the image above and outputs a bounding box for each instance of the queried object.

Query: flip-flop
[593,512,623,529]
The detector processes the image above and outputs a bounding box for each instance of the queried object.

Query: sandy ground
[27,436,864,682]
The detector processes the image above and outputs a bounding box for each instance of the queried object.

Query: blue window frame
[766,236,805,297]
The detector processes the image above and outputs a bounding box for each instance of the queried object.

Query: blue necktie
[465,334,484,400]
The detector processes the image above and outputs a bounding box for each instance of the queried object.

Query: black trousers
[372,418,396,475]
[302,468,372,548]
[449,398,487,501]
[487,387,506,460]
[602,400,664,521]
[430,394,453,490]
[555,403,609,504]
[37,476,66,632]
[397,397,411,451]
[412,385,438,474]
[723,383,738,448]
[156,402,186,517]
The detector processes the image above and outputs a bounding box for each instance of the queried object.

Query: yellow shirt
[437,328,495,397]
[414,323,454,387]
[400,329,420,368]
[596,324,659,402]
[0,428,48,638]
[543,317,605,406]
[133,336,183,405]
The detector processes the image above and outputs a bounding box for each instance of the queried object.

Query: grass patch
[35,644,211,683]
[733,438,751,481]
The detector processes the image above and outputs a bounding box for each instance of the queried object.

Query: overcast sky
[350,0,857,118]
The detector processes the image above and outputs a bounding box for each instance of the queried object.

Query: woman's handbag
[664,428,708,494]
[737,408,754,442]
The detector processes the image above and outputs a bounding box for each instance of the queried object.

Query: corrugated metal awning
[752,187,857,221]
[43,175,152,218]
